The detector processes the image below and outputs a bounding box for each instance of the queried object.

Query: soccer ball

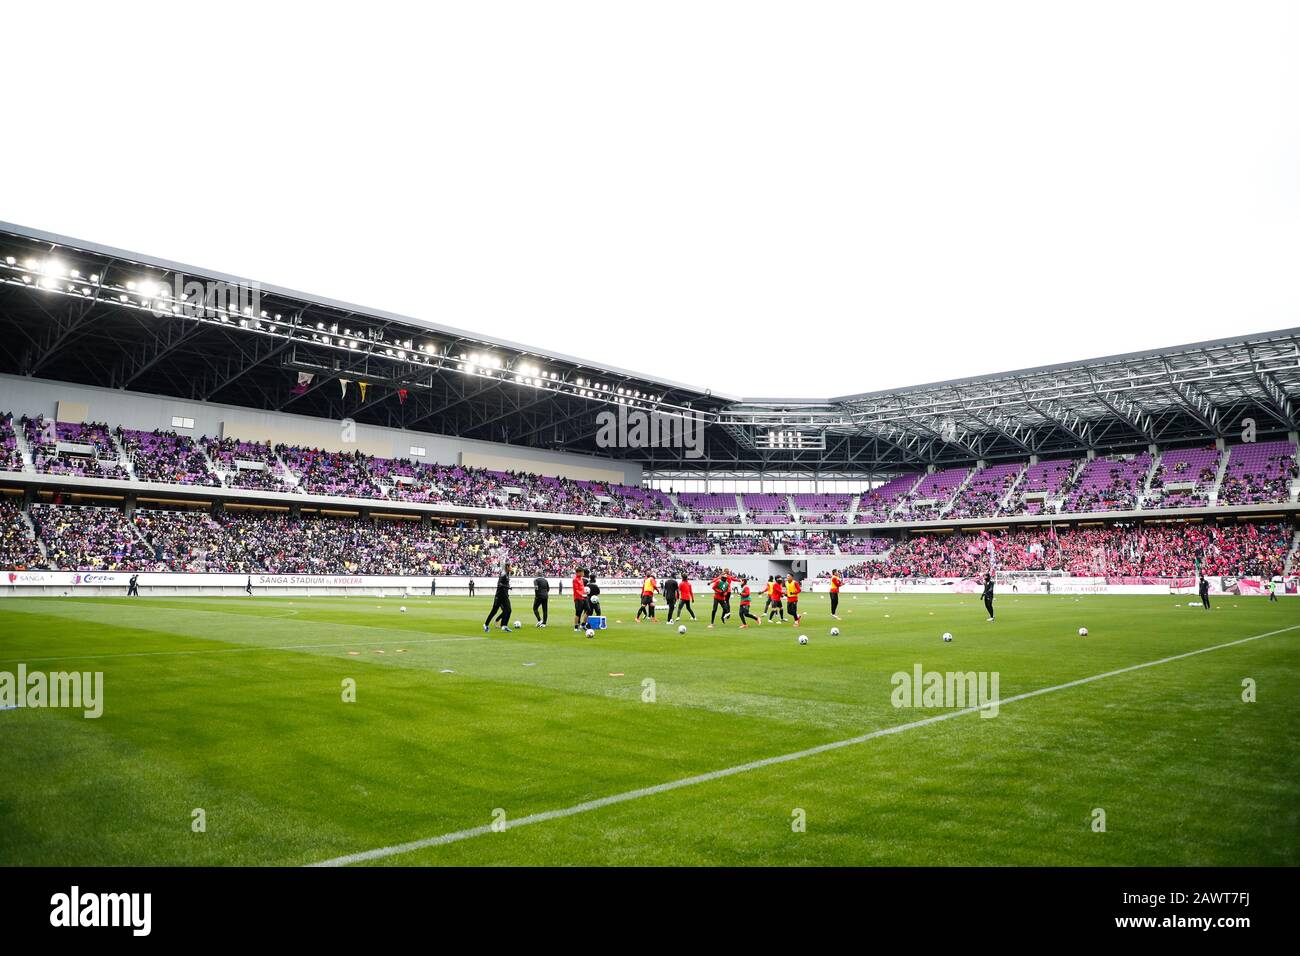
[514,620,521,629]
[942,632,953,642]
[1078,627,1088,636]
[585,628,595,639]
[798,635,809,645]
[678,625,687,635]
[399,606,407,612]
[830,627,840,636]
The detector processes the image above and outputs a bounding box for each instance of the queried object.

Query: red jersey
[572,575,587,600]
[830,574,842,593]
[678,580,694,601]
[787,580,802,600]
[772,580,785,599]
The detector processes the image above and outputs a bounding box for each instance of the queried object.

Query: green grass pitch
[0,591,1296,866]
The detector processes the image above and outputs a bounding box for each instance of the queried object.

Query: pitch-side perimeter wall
[1,571,1293,597]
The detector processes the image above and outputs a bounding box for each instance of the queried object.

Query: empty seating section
[947,462,1021,518]
[1218,441,1298,505]
[836,536,893,555]
[1147,445,1220,508]
[856,473,921,523]
[741,494,791,524]
[793,493,853,524]
[1063,453,1151,513]
[720,535,774,555]
[1003,458,1076,515]
[894,467,970,520]
[678,492,740,523]
[781,533,833,554]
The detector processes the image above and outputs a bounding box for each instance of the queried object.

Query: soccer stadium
[0,219,1297,871]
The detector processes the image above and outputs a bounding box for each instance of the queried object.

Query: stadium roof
[1,221,1297,476]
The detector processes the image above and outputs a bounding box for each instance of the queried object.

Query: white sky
[3,1,1297,399]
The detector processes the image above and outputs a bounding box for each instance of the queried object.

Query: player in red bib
[767,576,786,622]
[572,567,590,632]
[675,573,696,621]
[708,571,733,627]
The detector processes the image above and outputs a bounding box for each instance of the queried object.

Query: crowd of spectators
[119,428,221,486]
[0,499,44,568]
[277,446,382,498]
[28,503,155,571]
[780,533,834,554]
[8,498,1294,581]
[1,414,22,472]
[838,522,1292,579]
[662,535,716,554]
[30,505,718,578]
[22,415,129,481]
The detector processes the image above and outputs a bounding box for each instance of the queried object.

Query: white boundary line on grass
[0,636,486,665]
[309,623,1300,867]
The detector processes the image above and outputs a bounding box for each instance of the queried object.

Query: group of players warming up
[482,566,826,634]
[480,566,1014,636]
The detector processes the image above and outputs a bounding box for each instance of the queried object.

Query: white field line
[309,623,1300,867]
[0,636,486,665]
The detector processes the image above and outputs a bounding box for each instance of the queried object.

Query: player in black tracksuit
[484,569,513,631]
[127,573,139,597]
[662,575,679,623]
[1199,576,1211,610]
[532,576,550,626]
[982,574,995,621]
